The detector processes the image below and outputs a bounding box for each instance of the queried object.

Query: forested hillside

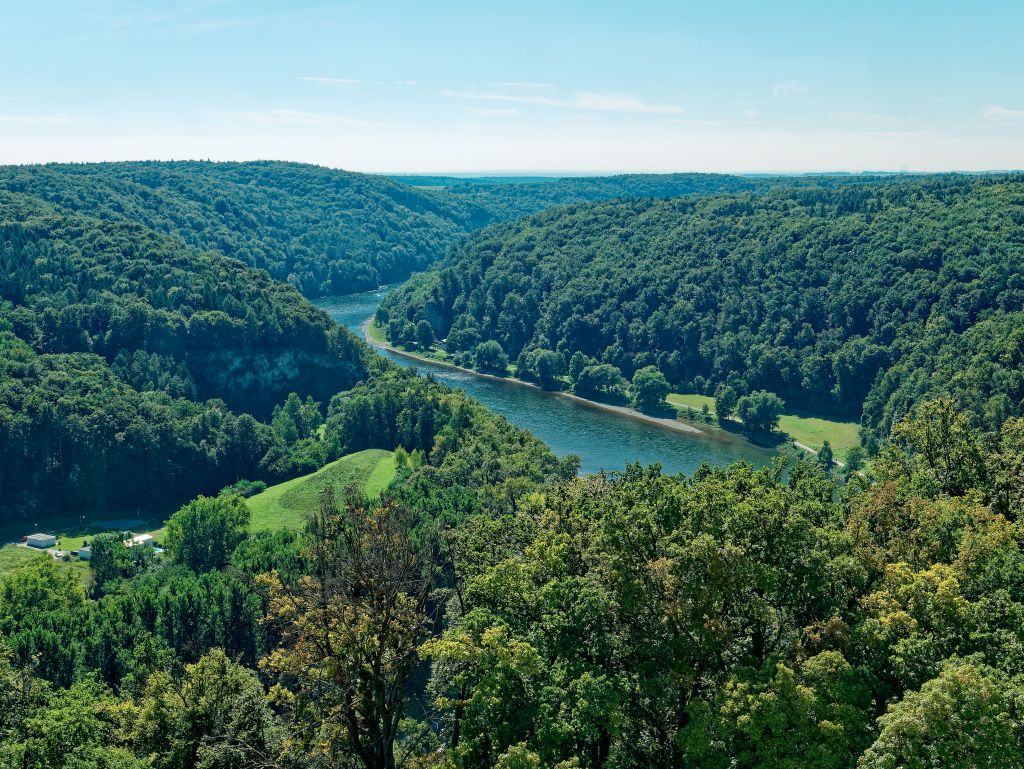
[6,164,1024,768]
[0,161,474,297]
[403,172,769,221]
[0,162,842,299]
[379,175,1024,444]
[0,189,572,521]
[0,190,364,517]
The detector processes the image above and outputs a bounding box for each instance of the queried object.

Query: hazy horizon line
[1,158,1021,178]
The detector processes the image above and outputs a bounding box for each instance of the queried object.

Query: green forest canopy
[3,398,1024,768]
[379,174,1024,445]
[2,161,1024,767]
[0,161,898,299]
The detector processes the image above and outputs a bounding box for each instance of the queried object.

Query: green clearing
[365,320,389,345]
[776,411,861,459]
[667,393,716,412]
[0,545,92,586]
[669,393,860,460]
[246,449,397,532]
[0,545,49,577]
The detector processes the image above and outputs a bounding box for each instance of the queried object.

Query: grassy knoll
[668,393,860,460]
[246,449,397,531]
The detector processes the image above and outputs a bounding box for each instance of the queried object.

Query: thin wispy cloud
[300,77,421,88]
[831,111,907,129]
[772,81,809,100]
[299,76,362,87]
[487,82,556,90]
[444,88,682,114]
[461,106,521,117]
[983,106,1024,125]
[199,108,389,128]
[0,114,76,125]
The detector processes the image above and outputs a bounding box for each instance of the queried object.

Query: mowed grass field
[668,393,860,460]
[0,511,164,584]
[246,449,397,531]
[0,544,92,585]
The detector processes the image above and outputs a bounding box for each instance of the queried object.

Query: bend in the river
[317,288,773,476]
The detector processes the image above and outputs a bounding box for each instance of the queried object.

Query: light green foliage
[0,557,87,686]
[245,449,397,531]
[165,496,250,572]
[6,677,145,769]
[682,653,872,769]
[736,390,785,435]
[516,348,567,389]
[631,366,670,411]
[427,461,850,767]
[271,392,324,445]
[136,649,279,769]
[89,532,135,594]
[858,664,1024,768]
[573,363,628,400]
[474,340,509,374]
[714,385,738,418]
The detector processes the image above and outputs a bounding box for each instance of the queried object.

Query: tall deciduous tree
[631,366,670,411]
[736,390,784,435]
[260,489,433,769]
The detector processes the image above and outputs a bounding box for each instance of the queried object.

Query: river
[316,288,772,476]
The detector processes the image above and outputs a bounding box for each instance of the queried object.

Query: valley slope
[380,174,1024,444]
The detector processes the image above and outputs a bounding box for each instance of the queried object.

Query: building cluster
[24,531,156,560]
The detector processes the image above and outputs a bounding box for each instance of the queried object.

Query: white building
[126,533,154,548]
[26,533,56,549]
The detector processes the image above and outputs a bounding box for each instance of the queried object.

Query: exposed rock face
[189,347,365,418]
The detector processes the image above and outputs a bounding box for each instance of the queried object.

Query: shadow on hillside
[637,402,680,419]
[716,418,789,449]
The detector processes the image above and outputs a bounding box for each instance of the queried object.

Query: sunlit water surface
[317,288,771,476]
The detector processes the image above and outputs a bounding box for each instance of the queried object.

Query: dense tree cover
[0,161,477,297]
[4,398,1024,767]
[380,175,1024,445]
[325,368,578,525]
[422,172,770,222]
[0,191,374,519]
[0,191,368,414]
[165,496,250,573]
[7,160,1024,767]
[420,399,1024,767]
[0,163,812,301]
[408,172,902,224]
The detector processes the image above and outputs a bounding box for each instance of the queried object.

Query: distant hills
[0,161,887,299]
[379,173,1024,442]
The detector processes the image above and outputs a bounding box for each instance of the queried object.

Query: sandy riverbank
[361,320,707,437]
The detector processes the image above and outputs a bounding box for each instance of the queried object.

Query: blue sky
[3,0,1023,172]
